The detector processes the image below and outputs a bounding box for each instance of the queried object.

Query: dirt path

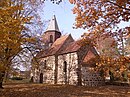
[0,84,130,97]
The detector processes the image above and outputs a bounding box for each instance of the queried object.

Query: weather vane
[53,10,55,15]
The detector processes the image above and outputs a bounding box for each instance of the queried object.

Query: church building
[31,15,104,86]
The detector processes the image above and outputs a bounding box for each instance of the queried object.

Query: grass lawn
[0,83,130,97]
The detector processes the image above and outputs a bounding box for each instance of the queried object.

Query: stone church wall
[32,68,40,82]
[40,56,55,84]
[58,52,78,85]
[81,66,104,86]
[32,56,55,84]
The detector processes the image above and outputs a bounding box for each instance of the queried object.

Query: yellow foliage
[0,0,32,72]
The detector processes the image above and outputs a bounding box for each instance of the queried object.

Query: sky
[39,1,130,40]
[40,1,85,40]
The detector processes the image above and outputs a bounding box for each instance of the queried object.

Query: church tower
[42,15,61,48]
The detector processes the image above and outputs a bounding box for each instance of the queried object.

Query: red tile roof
[36,35,71,58]
[36,34,99,63]
[83,50,96,63]
[36,49,48,58]
[51,35,69,48]
[81,47,99,67]
[58,40,81,54]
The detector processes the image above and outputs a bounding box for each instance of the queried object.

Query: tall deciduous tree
[70,0,130,48]
[0,0,33,88]
[69,0,130,81]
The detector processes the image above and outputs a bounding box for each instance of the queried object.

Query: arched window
[50,35,53,43]
[63,61,67,72]
[44,60,47,69]
[63,61,67,84]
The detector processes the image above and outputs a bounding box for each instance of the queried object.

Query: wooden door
[39,73,43,83]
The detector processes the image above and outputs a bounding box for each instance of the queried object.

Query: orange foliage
[71,0,129,28]
[69,0,130,80]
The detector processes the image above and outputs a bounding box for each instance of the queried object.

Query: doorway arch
[39,73,43,83]
[63,61,67,84]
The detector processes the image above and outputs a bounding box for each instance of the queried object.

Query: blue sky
[40,1,85,40]
[40,1,130,39]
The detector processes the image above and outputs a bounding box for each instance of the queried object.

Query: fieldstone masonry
[82,67,105,86]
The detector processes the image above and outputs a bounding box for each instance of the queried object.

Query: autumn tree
[70,0,129,30]
[0,0,36,88]
[69,0,130,81]
[69,0,130,46]
[70,0,130,44]
[0,0,58,88]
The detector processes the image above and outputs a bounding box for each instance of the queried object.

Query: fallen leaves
[0,83,130,97]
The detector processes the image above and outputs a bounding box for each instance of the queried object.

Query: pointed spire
[46,15,60,32]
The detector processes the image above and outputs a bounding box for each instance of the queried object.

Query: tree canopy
[0,0,33,71]
[69,0,130,81]
[70,0,130,31]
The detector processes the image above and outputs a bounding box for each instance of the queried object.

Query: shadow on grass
[0,83,130,97]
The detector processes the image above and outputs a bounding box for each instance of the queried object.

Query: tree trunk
[109,71,114,82]
[0,82,3,89]
[0,71,5,89]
